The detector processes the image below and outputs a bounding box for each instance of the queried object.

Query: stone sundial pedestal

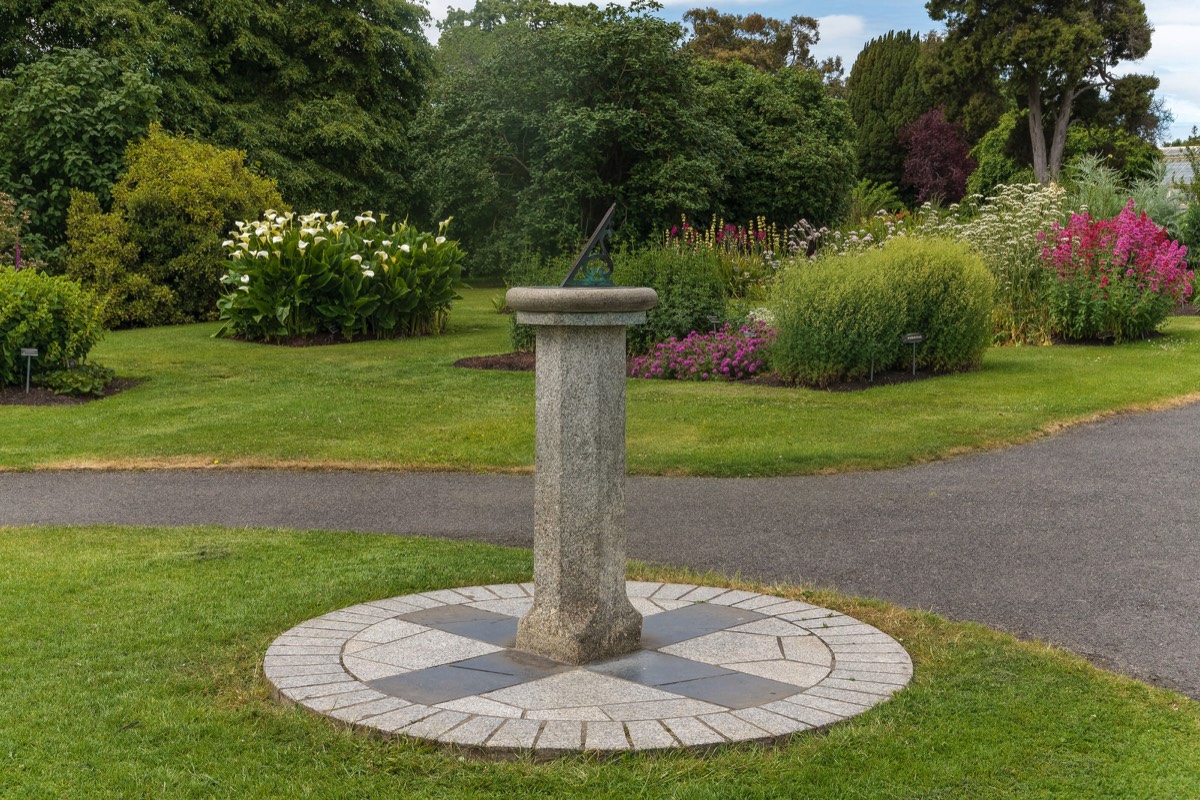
[505,285,657,665]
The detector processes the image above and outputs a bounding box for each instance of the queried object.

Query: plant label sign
[20,348,37,357]
[902,333,925,345]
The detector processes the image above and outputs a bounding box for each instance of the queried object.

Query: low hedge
[0,266,110,394]
[772,238,994,386]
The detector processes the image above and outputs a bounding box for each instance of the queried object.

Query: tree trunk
[1027,78,1049,184]
[1047,86,1078,183]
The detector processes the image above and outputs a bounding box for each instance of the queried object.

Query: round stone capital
[506,286,658,314]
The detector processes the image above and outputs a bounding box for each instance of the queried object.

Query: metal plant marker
[20,348,37,394]
[505,209,657,664]
[903,332,925,376]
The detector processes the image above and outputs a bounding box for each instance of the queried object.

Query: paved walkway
[3,403,1198,699]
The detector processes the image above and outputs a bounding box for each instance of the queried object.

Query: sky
[421,0,1198,143]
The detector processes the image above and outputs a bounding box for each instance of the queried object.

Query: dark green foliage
[846,31,932,195]
[1065,126,1162,184]
[0,48,158,254]
[772,238,993,386]
[36,362,115,396]
[927,0,1153,183]
[417,0,856,278]
[65,191,173,328]
[0,266,108,393]
[418,1,734,277]
[696,60,857,227]
[844,179,903,224]
[0,0,433,217]
[66,127,283,328]
[615,247,728,355]
[967,112,1034,197]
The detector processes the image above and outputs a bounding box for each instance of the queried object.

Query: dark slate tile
[587,649,734,686]
[659,671,801,710]
[399,605,519,647]
[453,649,572,679]
[640,603,768,649]
[369,664,517,704]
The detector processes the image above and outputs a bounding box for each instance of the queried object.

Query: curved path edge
[3,403,1198,699]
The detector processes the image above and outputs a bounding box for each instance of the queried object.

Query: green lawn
[4,288,1200,475]
[1,525,1196,798]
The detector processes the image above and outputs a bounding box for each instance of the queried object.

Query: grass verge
[2,289,1200,476]
[2,525,1197,798]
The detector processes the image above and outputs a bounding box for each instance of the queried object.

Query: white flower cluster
[220,209,455,287]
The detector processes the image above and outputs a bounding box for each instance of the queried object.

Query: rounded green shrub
[615,246,727,355]
[772,238,994,386]
[0,267,109,393]
[65,125,283,328]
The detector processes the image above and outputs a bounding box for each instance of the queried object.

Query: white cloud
[811,15,867,63]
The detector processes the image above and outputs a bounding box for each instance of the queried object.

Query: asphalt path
[3,403,1198,699]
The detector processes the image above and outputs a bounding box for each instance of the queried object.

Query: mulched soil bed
[454,352,933,392]
[0,378,141,407]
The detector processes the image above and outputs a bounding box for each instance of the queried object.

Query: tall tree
[845,31,932,196]
[682,8,842,80]
[0,0,434,214]
[927,0,1153,184]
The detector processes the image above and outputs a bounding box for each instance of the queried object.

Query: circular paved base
[265,582,912,755]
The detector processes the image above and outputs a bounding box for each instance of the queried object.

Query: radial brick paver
[266,581,911,754]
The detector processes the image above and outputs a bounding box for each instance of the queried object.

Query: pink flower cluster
[629,321,774,381]
[1039,200,1192,303]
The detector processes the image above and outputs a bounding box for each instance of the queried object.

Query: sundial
[560,204,617,287]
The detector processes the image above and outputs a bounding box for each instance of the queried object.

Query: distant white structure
[1162,146,1196,187]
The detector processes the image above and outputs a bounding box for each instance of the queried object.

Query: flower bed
[1040,201,1192,342]
[629,321,774,381]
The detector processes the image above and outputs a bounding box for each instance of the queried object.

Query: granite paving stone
[625,719,679,749]
[282,682,373,702]
[829,669,911,685]
[650,583,698,601]
[523,706,609,721]
[661,716,726,746]
[584,720,630,750]
[805,685,887,707]
[262,654,342,667]
[786,693,874,717]
[486,583,530,599]
[819,678,902,695]
[600,698,727,721]
[306,688,389,712]
[361,598,426,614]
[342,656,409,682]
[363,704,438,733]
[731,707,811,736]
[439,715,505,746]
[676,586,729,602]
[699,711,772,740]
[399,710,470,738]
[660,631,783,664]
[436,695,524,718]
[781,636,834,666]
[327,697,411,723]
[835,660,912,674]
[351,629,501,670]
[483,670,684,709]
[266,583,910,755]
[706,590,760,606]
[763,700,844,728]
[465,598,533,617]
[724,659,829,688]
[536,720,585,750]
[486,718,543,749]
[728,618,812,636]
[353,619,428,644]
[624,581,663,597]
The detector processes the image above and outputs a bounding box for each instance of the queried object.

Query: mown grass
[1,525,1196,799]
[3,289,1200,476]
